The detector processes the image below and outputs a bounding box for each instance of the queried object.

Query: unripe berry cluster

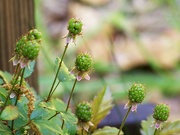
[75,102,92,122]
[128,83,145,103]
[14,29,42,61]
[75,53,92,72]
[153,103,170,122]
[68,18,83,36]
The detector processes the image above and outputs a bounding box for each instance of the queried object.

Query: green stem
[154,129,158,135]
[46,43,69,102]
[11,68,25,131]
[15,120,31,131]
[117,106,132,135]
[48,111,59,120]
[61,79,78,129]
[14,68,25,106]
[12,64,20,80]
[49,80,61,98]
[0,69,22,115]
[65,79,77,111]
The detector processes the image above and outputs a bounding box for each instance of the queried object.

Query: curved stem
[117,106,132,135]
[61,79,78,129]
[46,43,69,102]
[153,129,158,135]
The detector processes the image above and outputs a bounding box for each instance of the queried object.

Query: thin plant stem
[48,79,78,123]
[46,43,69,102]
[15,120,31,131]
[153,129,158,135]
[61,78,78,129]
[14,68,25,106]
[49,80,61,98]
[0,68,22,115]
[48,111,59,120]
[65,78,77,111]
[12,64,20,80]
[117,106,132,135]
[11,68,25,131]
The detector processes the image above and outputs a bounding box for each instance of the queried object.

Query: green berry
[75,102,92,122]
[21,40,40,60]
[68,18,83,35]
[153,104,170,122]
[28,29,42,40]
[75,53,92,72]
[27,29,42,40]
[15,36,27,55]
[128,83,145,103]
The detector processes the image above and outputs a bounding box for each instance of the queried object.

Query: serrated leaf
[24,60,36,78]
[30,105,50,120]
[33,119,65,135]
[60,111,77,125]
[140,116,155,135]
[0,71,12,84]
[60,111,77,135]
[55,58,75,82]
[0,105,19,120]
[0,122,12,135]
[92,126,122,135]
[159,121,180,135]
[90,86,114,130]
[39,98,66,112]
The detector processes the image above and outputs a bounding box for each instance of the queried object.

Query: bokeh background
[35,0,180,133]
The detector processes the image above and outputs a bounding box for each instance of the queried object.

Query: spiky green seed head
[75,53,92,72]
[153,104,170,122]
[15,36,27,55]
[27,29,42,40]
[128,83,145,103]
[75,102,92,122]
[68,18,83,35]
[21,40,41,60]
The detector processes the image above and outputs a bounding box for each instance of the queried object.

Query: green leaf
[0,105,19,120]
[159,120,180,135]
[0,87,8,102]
[92,126,122,135]
[24,60,36,78]
[39,98,66,112]
[60,111,77,135]
[0,71,12,84]
[0,78,3,85]
[140,116,155,135]
[60,111,77,125]
[55,58,75,82]
[13,97,29,130]
[30,105,50,120]
[0,122,12,135]
[90,86,114,130]
[33,119,65,135]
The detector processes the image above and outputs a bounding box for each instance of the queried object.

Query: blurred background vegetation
[35,0,180,122]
